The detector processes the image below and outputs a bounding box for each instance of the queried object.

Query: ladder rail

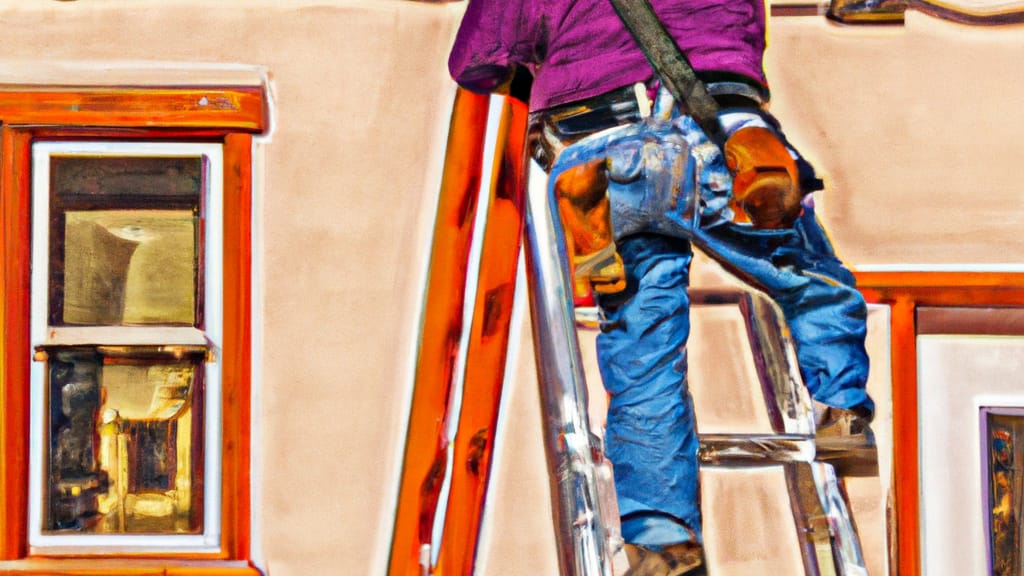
[524,159,619,576]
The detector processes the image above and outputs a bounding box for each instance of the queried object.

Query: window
[0,87,263,574]
[30,143,222,550]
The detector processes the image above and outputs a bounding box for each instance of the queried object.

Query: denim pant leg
[595,234,702,547]
[700,204,873,414]
[774,206,873,413]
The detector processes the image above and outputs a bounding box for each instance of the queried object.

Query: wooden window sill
[0,558,262,575]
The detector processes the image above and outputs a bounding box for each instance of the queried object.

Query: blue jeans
[536,92,872,548]
[596,210,871,547]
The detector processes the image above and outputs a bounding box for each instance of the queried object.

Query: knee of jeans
[779,269,865,318]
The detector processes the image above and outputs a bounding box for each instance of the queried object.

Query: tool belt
[529,79,769,299]
[528,78,770,297]
[531,79,766,171]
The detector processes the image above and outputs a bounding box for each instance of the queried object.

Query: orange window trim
[0,87,263,575]
[0,559,261,576]
[0,87,266,131]
[855,270,1024,576]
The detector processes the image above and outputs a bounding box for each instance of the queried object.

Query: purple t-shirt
[449,0,769,111]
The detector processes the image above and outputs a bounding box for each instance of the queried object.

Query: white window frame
[27,141,224,553]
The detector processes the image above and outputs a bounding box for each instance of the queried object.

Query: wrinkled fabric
[449,0,768,111]
[549,112,735,238]
[451,0,870,552]
[545,107,871,548]
[596,219,871,548]
[597,233,702,545]
[548,99,872,415]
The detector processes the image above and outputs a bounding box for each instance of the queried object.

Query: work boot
[814,402,875,452]
[623,542,706,576]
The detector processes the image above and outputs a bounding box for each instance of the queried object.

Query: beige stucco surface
[0,1,464,574]
[2,0,1023,574]
[764,11,1024,268]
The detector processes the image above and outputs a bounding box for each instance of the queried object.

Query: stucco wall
[0,1,464,574]
[764,11,1024,269]
[3,1,1024,575]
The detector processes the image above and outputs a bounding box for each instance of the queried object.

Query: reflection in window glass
[30,142,223,550]
[45,349,204,535]
[49,156,202,327]
[986,410,1024,576]
[62,210,197,325]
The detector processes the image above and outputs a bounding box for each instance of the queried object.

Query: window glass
[49,157,202,327]
[45,348,205,535]
[29,142,223,551]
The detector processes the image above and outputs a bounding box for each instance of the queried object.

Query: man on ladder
[449,1,875,574]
